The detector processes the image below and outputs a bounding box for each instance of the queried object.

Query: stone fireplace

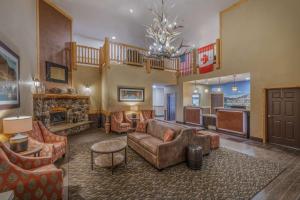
[33,94,91,134]
[50,110,67,125]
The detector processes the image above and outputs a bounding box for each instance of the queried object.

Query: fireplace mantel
[33,93,89,100]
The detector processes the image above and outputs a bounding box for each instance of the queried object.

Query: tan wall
[0,0,37,131]
[72,65,101,113]
[183,83,211,107]
[101,64,177,112]
[177,0,300,140]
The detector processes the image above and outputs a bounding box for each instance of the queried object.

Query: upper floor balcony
[71,37,220,77]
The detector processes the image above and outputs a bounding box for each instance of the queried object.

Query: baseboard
[249,136,263,143]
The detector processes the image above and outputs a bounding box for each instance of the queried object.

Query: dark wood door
[267,88,300,148]
[211,93,224,114]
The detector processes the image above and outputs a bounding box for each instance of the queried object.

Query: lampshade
[3,116,32,134]
[130,106,139,112]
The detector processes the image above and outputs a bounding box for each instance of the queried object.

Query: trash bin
[187,144,203,170]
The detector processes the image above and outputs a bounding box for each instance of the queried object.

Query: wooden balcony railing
[76,45,100,65]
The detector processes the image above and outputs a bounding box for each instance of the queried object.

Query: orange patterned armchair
[27,121,67,162]
[135,110,155,132]
[0,142,63,200]
[111,111,131,133]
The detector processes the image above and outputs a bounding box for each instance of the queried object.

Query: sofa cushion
[120,123,130,128]
[139,137,163,154]
[163,129,175,142]
[128,132,150,143]
[151,121,183,140]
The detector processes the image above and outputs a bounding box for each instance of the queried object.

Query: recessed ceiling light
[111,36,116,40]
[129,9,133,13]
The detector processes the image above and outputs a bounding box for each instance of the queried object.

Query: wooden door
[267,88,300,148]
[211,93,224,114]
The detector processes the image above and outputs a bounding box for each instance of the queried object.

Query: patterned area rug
[67,139,285,200]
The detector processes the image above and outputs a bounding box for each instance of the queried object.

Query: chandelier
[145,0,188,59]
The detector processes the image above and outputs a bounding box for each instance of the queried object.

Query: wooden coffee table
[90,139,127,174]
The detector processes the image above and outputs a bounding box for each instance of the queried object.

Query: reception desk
[184,106,210,126]
[216,108,250,137]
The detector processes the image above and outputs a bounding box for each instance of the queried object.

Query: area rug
[67,139,285,200]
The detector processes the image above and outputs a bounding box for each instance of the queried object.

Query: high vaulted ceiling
[52,0,238,48]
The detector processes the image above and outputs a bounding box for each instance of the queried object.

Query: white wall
[73,34,103,48]
[0,0,37,130]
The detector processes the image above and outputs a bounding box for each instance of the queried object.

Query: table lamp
[3,116,32,152]
[130,105,139,118]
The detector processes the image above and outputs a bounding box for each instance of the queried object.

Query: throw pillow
[163,129,175,142]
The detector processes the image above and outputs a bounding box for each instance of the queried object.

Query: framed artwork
[46,62,68,84]
[0,41,20,110]
[118,87,144,102]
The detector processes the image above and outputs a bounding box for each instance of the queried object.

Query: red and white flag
[197,44,215,74]
[179,52,193,76]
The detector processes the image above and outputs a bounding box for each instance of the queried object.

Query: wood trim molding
[42,0,73,21]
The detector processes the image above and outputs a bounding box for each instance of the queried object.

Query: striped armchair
[0,142,63,200]
[27,121,67,162]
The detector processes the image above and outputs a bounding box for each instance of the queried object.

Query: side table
[19,145,43,157]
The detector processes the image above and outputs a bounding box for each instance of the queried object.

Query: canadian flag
[198,44,215,74]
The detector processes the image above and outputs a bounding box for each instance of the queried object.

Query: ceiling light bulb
[204,89,209,93]
[194,89,198,93]
[168,24,172,28]
[129,9,134,13]
[112,36,116,40]
[174,22,177,26]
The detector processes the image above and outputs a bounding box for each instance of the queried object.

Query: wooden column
[215,39,221,69]
[71,42,77,70]
[104,37,110,68]
[192,49,198,74]
[146,59,151,73]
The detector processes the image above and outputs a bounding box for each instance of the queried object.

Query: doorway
[266,88,300,149]
[167,93,176,121]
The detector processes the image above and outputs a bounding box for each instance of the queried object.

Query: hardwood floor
[59,128,300,200]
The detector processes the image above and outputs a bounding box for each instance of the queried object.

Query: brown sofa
[128,120,210,169]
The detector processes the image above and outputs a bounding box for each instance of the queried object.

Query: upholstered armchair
[27,121,67,162]
[139,110,155,122]
[0,142,63,200]
[111,111,131,133]
[135,110,155,132]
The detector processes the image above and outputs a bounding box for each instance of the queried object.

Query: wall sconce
[33,78,40,94]
[84,85,91,95]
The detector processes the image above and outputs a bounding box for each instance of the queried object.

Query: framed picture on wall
[46,62,68,84]
[0,41,20,110]
[118,87,144,102]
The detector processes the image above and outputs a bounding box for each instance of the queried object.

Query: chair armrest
[41,128,67,145]
[124,115,132,124]
[1,140,52,170]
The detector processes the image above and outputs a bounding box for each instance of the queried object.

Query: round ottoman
[187,144,203,170]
